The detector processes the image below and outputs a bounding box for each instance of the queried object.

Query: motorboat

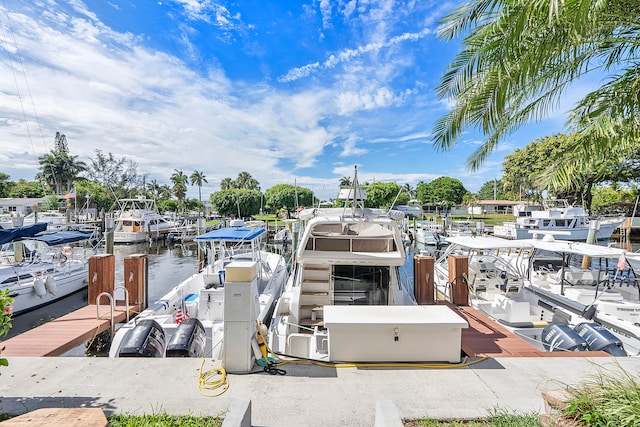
[493,199,624,241]
[0,210,70,231]
[267,167,469,364]
[167,217,200,243]
[112,196,176,243]
[1,222,97,315]
[434,235,640,356]
[108,219,288,365]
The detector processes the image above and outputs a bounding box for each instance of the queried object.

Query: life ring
[62,246,72,256]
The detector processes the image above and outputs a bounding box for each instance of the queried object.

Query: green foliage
[0,289,14,374]
[41,194,61,211]
[220,172,260,191]
[0,172,11,197]
[158,199,178,213]
[86,149,142,200]
[75,180,113,212]
[7,179,45,198]
[264,184,315,212]
[210,189,262,218]
[591,186,637,215]
[561,368,640,427]
[407,408,542,426]
[363,182,405,209]
[416,177,467,206]
[477,179,504,200]
[108,413,222,426]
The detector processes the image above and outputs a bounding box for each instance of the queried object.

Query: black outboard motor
[541,324,588,352]
[118,319,166,357]
[574,322,627,356]
[166,318,206,357]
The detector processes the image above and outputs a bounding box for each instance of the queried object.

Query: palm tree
[432,0,640,177]
[147,179,161,200]
[170,169,188,212]
[220,177,233,190]
[190,171,208,216]
[402,183,415,198]
[37,150,87,195]
[235,171,260,190]
[339,176,351,187]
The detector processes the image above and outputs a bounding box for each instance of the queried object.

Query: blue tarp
[0,222,48,245]
[194,226,265,242]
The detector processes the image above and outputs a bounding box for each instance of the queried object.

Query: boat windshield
[333,265,390,305]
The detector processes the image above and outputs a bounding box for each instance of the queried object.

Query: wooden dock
[1,303,140,357]
[446,303,610,358]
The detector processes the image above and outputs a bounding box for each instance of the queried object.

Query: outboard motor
[541,324,588,352]
[166,318,206,357]
[118,319,166,357]
[574,322,627,357]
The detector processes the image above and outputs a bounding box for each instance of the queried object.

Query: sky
[0,0,577,201]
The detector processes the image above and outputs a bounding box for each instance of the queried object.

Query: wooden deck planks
[1,304,140,357]
[443,303,610,358]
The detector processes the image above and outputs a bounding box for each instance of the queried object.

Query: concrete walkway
[0,356,639,426]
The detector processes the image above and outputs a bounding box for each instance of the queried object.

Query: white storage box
[324,305,468,363]
[225,261,257,282]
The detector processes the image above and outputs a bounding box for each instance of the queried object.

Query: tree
[364,182,407,209]
[416,177,467,207]
[432,0,640,174]
[220,177,233,190]
[190,171,208,215]
[87,150,142,199]
[146,179,161,200]
[0,289,13,373]
[8,180,46,198]
[210,189,262,218]
[401,183,416,199]
[477,179,505,201]
[339,176,352,187]
[0,173,11,197]
[170,169,189,212]
[37,133,86,195]
[235,172,260,190]
[264,184,315,213]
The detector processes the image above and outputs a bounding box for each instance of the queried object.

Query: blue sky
[0,0,576,200]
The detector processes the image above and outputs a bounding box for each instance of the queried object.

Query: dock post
[447,255,469,305]
[88,254,115,304]
[104,217,114,255]
[197,218,207,272]
[124,254,148,310]
[413,255,434,304]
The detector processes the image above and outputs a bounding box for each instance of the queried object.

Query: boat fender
[45,275,57,295]
[33,277,47,298]
[62,246,72,255]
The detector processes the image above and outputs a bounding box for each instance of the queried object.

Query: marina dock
[1,303,140,357]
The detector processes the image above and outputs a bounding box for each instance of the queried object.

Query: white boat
[166,218,200,243]
[1,223,97,315]
[493,199,624,241]
[268,167,468,363]
[112,196,176,243]
[435,235,640,356]
[0,210,70,231]
[108,219,288,363]
[414,222,446,246]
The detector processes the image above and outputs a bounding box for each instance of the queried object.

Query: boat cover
[195,226,265,242]
[30,230,95,246]
[0,222,48,245]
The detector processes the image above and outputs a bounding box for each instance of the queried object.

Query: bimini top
[195,225,265,242]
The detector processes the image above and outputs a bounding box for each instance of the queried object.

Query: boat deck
[1,303,140,357]
[443,303,610,358]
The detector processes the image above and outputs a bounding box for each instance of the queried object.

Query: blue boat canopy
[30,230,95,246]
[195,226,265,242]
[0,223,94,246]
[0,222,48,245]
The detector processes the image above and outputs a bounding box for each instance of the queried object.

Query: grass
[560,367,640,427]
[404,408,542,426]
[107,414,222,426]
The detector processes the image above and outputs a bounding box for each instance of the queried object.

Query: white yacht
[112,196,175,243]
[493,199,624,241]
[268,167,468,363]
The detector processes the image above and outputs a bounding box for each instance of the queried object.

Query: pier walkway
[1,304,140,357]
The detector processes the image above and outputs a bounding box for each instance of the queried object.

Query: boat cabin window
[333,265,389,305]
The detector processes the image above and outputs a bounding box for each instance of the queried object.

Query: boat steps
[300,291,331,306]
[298,317,325,328]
